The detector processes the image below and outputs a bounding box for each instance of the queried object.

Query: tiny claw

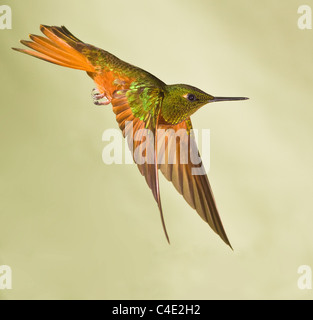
[91,88,105,100]
[93,99,111,106]
[91,88,111,106]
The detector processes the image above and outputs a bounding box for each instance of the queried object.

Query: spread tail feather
[12,25,96,72]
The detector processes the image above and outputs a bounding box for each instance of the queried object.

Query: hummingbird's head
[162,84,248,124]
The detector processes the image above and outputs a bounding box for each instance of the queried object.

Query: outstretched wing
[13,25,170,242]
[157,118,232,248]
[111,84,170,242]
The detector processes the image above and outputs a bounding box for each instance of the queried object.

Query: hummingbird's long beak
[212,96,249,102]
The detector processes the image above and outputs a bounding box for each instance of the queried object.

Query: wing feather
[158,118,232,248]
[111,88,170,242]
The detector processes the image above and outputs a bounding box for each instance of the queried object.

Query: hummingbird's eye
[187,93,197,101]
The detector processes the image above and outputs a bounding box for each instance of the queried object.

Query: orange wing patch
[157,118,232,248]
[91,71,135,102]
[111,90,169,242]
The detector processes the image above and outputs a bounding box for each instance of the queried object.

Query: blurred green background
[1,0,313,300]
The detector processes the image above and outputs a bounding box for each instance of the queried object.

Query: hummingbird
[13,25,248,248]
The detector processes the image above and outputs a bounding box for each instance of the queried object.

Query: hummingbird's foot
[92,88,111,106]
[92,88,105,100]
[93,99,111,106]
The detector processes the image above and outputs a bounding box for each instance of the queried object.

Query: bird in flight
[13,25,248,248]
